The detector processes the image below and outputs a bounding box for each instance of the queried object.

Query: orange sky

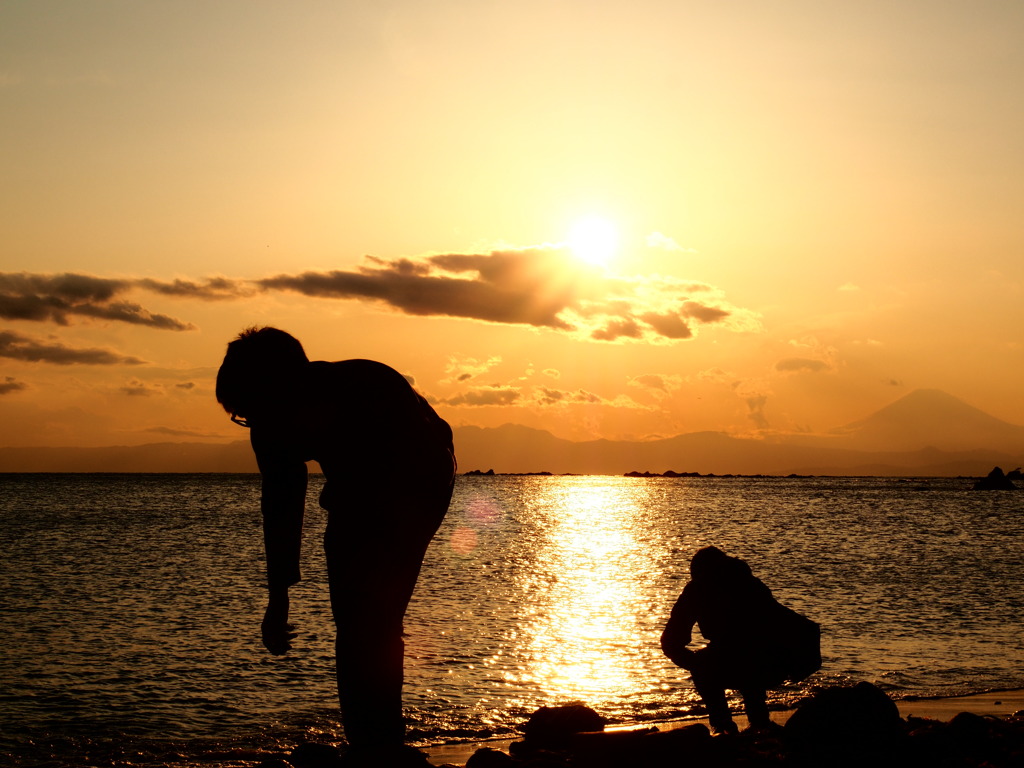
[1,1,1022,449]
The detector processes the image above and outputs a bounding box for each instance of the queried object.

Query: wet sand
[425,689,1024,766]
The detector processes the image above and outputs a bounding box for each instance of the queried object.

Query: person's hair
[690,545,752,582]
[215,326,309,416]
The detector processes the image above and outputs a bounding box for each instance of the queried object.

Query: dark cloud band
[0,272,194,329]
[0,376,27,394]
[0,329,145,365]
[0,250,754,344]
[259,248,747,344]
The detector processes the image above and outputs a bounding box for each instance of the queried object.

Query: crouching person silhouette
[661,546,820,735]
[216,327,456,765]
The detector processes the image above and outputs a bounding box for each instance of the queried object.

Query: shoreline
[424,688,1024,766]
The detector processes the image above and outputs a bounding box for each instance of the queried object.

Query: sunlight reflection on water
[516,479,656,700]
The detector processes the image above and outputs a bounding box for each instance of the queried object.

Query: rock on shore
[259,683,1024,768]
[470,683,1024,768]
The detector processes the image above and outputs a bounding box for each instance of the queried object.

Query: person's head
[690,545,752,582]
[216,326,309,423]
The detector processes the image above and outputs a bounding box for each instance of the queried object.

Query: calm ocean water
[1,473,1022,766]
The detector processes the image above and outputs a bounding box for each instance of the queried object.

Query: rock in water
[973,466,1018,490]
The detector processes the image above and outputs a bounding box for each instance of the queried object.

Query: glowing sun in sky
[567,215,619,267]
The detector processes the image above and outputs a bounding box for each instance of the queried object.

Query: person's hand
[261,618,297,655]
[261,587,297,655]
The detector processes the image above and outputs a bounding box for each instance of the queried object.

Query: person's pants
[688,646,771,731]
[324,478,453,747]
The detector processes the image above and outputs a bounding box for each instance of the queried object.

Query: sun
[567,216,618,268]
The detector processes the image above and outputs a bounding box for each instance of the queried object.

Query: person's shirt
[249,359,455,588]
[678,573,776,640]
[661,559,778,660]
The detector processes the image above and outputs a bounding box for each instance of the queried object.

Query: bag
[772,605,822,683]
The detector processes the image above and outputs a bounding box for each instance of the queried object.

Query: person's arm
[252,428,307,655]
[661,584,699,669]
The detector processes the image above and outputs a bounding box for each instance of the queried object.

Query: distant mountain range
[0,389,1021,476]
[455,390,1024,476]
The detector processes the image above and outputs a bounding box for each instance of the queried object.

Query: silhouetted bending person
[661,546,820,734]
[216,327,455,762]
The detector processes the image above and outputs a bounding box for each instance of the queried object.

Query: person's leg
[689,653,736,735]
[333,624,405,746]
[739,688,771,729]
[325,481,452,748]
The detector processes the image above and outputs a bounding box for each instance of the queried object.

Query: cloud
[0,376,27,395]
[591,317,644,341]
[533,386,603,406]
[120,378,163,396]
[0,273,194,329]
[259,247,757,344]
[697,367,736,385]
[261,249,579,330]
[729,378,773,430]
[442,385,522,406]
[440,381,643,409]
[0,329,145,365]
[175,381,196,390]
[638,311,693,340]
[681,301,730,323]
[646,232,698,254]
[75,300,193,329]
[528,386,652,412]
[542,368,560,379]
[776,337,838,374]
[137,277,254,301]
[775,357,831,374]
[443,355,502,383]
[745,394,770,430]
[733,378,771,399]
[2,249,759,346]
[629,373,683,393]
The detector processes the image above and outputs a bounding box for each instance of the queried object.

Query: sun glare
[567,216,618,268]
[517,478,659,700]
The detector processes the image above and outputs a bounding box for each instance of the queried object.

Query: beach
[424,688,1024,766]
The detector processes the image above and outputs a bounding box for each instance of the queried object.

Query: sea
[1,473,1022,767]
